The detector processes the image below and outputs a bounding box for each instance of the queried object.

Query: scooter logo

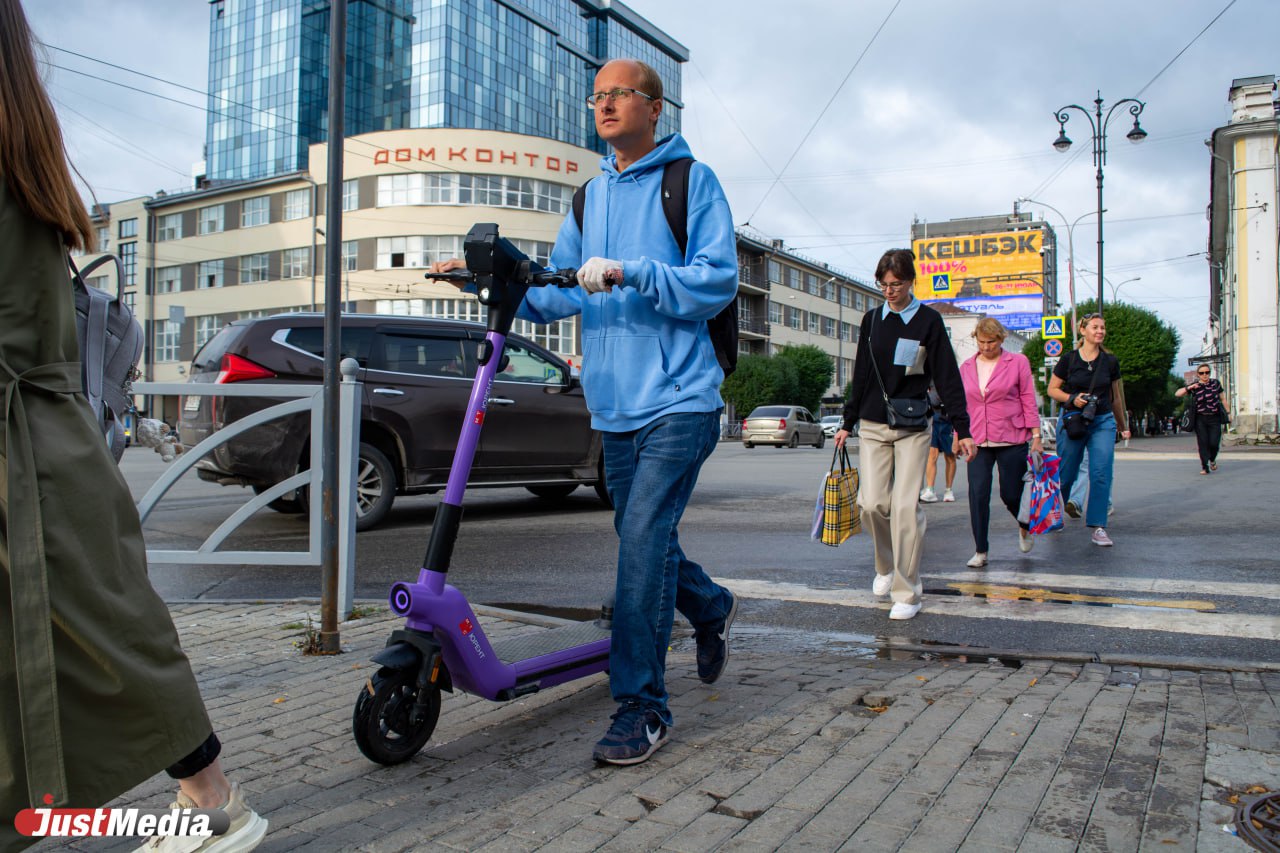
[473,411,485,425]
[13,793,228,839]
[459,618,473,635]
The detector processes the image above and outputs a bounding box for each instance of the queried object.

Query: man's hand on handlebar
[578,257,622,293]
[426,258,470,289]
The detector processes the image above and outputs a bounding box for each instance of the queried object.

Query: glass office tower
[205,0,687,182]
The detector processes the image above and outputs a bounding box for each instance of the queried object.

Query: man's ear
[650,98,663,129]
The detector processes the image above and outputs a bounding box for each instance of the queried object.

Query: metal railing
[134,358,363,616]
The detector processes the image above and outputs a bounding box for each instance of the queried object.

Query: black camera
[1080,394,1099,422]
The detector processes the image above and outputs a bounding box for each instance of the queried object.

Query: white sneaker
[872,573,892,597]
[136,782,267,852]
[889,601,921,620]
[1019,528,1034,553]
[919,487,938,503]
[942,489,956,502]
[966,552,988,568]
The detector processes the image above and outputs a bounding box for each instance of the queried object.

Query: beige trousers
[857,421,930,605]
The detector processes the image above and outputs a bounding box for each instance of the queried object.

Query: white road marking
[712,577,1280,641]
[1115,452,1280,462]
[925,571,1280,601]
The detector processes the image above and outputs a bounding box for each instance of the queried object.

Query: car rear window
[190,325,246,374]
[748,406,791,418]
[283,326,374,366]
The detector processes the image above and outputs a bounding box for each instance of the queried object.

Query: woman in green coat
[0,2,265,850]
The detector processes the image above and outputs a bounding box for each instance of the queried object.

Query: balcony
[738,316,770,339]
[737,263,771,296]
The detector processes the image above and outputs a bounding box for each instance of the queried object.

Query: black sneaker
[592,705,669,765]
[695,592,738,684]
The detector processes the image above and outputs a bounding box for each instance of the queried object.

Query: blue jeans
[1057,411,1116,528]
[602,410,734,726]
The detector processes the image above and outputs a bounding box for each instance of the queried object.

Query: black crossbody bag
[866,312,928,431]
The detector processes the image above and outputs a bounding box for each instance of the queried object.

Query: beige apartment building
[78,127,882,423]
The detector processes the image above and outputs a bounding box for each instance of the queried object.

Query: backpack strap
[570,158,695,258]
[83,296,109,423]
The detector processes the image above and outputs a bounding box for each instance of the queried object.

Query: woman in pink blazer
[955,318,1043,567]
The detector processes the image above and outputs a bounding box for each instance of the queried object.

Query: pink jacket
[959,351,1040,445]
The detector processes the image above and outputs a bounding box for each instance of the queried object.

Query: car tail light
[741,419,747,430]
[778,418,787,429]
[216,353,276,384]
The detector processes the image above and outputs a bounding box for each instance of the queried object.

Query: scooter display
[352,223,613,765]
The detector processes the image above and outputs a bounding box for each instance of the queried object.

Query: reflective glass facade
[206,0,686,181]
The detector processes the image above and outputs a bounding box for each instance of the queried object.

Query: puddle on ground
[927,584,1216,613]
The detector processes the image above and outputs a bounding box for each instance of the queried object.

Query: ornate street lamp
[1051,91,1148,314]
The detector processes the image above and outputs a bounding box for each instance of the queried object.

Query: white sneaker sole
[205,813,268,853]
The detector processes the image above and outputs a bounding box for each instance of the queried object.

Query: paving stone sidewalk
[36,603,1280,853]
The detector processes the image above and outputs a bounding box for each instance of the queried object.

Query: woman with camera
[1175,366,1227,475]
[1047,313,1131,546]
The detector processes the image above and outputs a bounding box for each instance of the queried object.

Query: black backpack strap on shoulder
[572,177,592,233]
[661,157,694,258]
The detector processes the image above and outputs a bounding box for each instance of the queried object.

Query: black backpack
[69,254,143,462]
[572,157,739,376]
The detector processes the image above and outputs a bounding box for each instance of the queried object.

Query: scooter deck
[492,620,611,665]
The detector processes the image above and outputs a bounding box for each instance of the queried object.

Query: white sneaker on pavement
[889,601,921,620]
[919,487,938,503]
[966,552,988,568]
[136,783,267,853]
[872,573,892,597]
[1019,527,1034,553]
[942,489,956,502]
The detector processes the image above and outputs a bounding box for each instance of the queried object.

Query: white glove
[578,257,622,294]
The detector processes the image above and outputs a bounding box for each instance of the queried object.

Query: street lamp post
[1107,275,1141,303]
[1051,91,1148,315]
[1017,197,1098,348]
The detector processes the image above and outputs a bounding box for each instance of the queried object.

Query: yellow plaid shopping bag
[816,445,861,546]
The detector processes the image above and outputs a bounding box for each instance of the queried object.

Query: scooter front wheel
[353,667,441,765]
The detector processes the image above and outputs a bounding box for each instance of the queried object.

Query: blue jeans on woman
[602,410,735,726]
[1057,411,1117,528]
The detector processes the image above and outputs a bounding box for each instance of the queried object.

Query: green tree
[1022,299,1179,422]
[775,344,834,414]
[720,354,800,419]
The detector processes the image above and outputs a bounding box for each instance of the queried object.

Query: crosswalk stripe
[712,577,1280,641]
[1115,452,1280,462]
[926,571,1280,600]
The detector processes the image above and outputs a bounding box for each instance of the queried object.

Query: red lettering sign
[476,149,493,163]
[500,150,517,164]
[448,147,467,161]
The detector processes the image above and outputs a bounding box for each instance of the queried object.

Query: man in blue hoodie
[431,59,739,766]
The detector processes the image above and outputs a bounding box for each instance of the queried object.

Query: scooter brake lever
[423,270,475,282]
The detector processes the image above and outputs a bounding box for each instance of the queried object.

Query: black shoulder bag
[866,312,928,431]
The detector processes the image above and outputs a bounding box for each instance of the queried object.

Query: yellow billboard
[910,229,1045,301]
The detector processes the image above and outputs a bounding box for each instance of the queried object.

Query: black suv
[178,313,607,530]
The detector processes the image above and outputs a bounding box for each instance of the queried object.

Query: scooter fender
[373,629,453,692]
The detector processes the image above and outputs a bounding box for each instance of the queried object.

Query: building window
[119,241,136,286]
[808,312,820,334]
[342,240,359,272]
[241,196,269,227]
[854,292,864,310]
[824,280,837,301]
[95,226,109,252]
[375,173,573,215]
[376,235,463,269]
[823,316,837,337]
[157,212,182,241]
[155,320,180,362]
[118,218,137,239]
[240,253,269,283]
[283,189,310,220]
[282,248,309,278]
[841,322,852,342]
[768,260,782,284]
[123,291,136,310]
[156,266,182,294]
[198,205,224,234]
[197,259,224,289]
[511,239,555,267]
[769,301,783,324]
[807,273,820,295]
[789,307,802,330]
[343,179,359,212]
[87,275,109,292]
[195,315,221,349]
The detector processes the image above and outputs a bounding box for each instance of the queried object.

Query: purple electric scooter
[352,222,613,765]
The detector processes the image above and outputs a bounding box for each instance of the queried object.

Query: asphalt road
[125,431,1280,667]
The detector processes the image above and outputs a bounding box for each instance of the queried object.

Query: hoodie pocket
[581,334,677,415]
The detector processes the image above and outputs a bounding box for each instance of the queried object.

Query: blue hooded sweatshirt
[519,133,738,432]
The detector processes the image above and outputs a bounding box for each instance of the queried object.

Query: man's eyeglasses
[586,88,655,109]
[1197,370,1211,375]
[876,280,912,290]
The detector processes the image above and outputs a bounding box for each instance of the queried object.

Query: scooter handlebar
[531,268,580,288]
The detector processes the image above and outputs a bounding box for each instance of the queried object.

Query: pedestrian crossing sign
[1042,315,1066,339]
[931,273,950,292]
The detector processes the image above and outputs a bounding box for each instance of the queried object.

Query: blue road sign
[931,273,950,292]
[1044,339,1063,357]
[1042,316,1066,339]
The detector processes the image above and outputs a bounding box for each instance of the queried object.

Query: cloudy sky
[27,0,1279,367]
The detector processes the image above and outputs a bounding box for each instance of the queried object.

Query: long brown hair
[0,0,95,250]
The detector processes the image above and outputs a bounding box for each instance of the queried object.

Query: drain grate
[1235,791,1280,851]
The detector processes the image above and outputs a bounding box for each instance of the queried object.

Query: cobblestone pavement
[36,603,1280,853]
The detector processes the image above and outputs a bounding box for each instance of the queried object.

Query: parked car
[178,313,607,530]
[742,405,825,449]
[820,415,843,438]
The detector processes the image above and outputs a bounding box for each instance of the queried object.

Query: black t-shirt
[1189,378,1224,414]
[1053,349,1121,413]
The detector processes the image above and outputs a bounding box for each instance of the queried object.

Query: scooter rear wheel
[353,667,441,765]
